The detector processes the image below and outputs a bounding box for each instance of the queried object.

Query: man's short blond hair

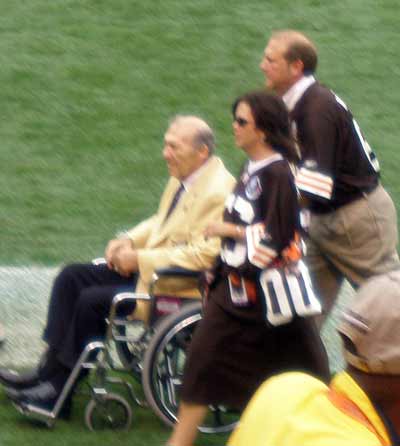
[271,30,318,74]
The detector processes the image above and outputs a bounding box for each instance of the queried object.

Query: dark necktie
[164,183,185,222]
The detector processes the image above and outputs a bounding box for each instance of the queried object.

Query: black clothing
[293,82,379,213]
[43,263,135,369]
[181,156,329,408]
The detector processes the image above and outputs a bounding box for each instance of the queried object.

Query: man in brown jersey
[259,29,399,326]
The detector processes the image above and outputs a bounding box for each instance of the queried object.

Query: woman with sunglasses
[165,90,330,446]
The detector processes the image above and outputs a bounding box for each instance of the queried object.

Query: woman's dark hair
[232,90,300,164]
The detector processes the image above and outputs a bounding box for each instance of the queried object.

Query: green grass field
[0,378,229,446]
[2,0,400,265]
[1,0,400,444]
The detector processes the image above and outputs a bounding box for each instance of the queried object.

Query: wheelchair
[15,267,239,434]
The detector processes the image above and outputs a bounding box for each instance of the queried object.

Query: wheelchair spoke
[143,302,238,433]
[85,393,132,431]
[154,339,185,411]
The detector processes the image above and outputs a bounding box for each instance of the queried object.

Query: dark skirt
[180,277,329,409]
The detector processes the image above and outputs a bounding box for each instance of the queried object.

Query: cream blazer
[127,156,235,304]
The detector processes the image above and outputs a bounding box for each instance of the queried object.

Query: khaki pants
[305,184,399,325]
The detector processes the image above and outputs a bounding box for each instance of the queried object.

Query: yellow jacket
[128,156,235,298]
[228,371,391,446]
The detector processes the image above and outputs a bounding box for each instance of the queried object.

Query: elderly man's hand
[104,238,132,269]
[112,245,139,277]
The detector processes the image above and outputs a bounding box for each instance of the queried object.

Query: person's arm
[217,163,299,276]
[136,194,228,286]
[246,166,300,270]
[221,165,300,276]
[295,99,338,204]
[108,178,176,273]
[123,162,235,286]
[204,221,246,241]
[126,214,158,248]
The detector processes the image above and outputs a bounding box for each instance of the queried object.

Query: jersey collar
[283,75,316,112]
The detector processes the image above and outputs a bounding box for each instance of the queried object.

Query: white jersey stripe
[296,168,333,199]
[247,223,277,268]
[296,179,332,200]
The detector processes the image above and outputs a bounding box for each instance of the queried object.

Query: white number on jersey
[334,93,380,172]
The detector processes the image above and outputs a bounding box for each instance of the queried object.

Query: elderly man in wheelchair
[0,115,236,425]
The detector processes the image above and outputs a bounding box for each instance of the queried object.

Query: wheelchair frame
[14,267,239,433]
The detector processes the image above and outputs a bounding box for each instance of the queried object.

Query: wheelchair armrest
[105,266,201,333]
[150,267,201,295]
[92,259,200,279]
[154,267,201,279]
[110,292,151,321]
[105,291,151,340]
[111,291,151,308]
[92,257,107,265]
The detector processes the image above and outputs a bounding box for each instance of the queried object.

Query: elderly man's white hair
[169,115,215,155]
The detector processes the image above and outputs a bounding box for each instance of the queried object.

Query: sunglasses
[233,117,249,127]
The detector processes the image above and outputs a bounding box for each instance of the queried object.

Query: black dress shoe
[0,368,40,389]
[4,385,22,401]
[12,381,73,419]
[13,381,59,410]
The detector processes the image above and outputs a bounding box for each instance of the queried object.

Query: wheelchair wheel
[85,392,133,431]
[114,321,151,381]
[141,301,239,434]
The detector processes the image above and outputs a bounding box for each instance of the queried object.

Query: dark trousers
[42,263,136,369]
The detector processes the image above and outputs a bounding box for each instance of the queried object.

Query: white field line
[0,266,59,367]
